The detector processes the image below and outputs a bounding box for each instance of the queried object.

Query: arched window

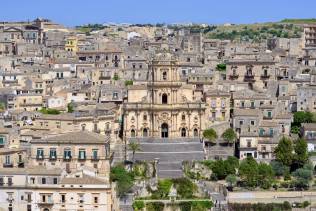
[143,128,148,137]
[181,128,186,137]
[194,128,198,137]
[161,123,168,138]
[106,122,110,130]
[162,71,167,80]
[162,93,168,104]
[131,129,136,137]
[181,114,186,121]
[81,124,86,131]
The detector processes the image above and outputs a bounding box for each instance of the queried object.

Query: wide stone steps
[128,138,205,178]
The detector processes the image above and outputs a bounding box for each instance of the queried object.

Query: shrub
[39,108,60,115]
[125,80,133,86]
[133,201,145,210]
[172,178,197,199]
[110,164,134,196]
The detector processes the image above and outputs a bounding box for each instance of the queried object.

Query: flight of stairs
[128,138,205,178]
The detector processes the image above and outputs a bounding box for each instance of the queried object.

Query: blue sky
[1,0,316,26]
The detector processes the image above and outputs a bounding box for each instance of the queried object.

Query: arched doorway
[131,129,136,137]
[181,128,186,137]
[162,93,168,104]
[193,128,198,137]
[161,123,168,138]
[143,128,148,137]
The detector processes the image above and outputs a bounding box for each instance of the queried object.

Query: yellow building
[65,36,78,52]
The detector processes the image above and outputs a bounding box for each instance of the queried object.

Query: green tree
[226,174,237,187]
[293,111,313,124]
[203,128,218,143]
[292,166,313,190]
[270,160,289,177]
[128,142,141,162]
[110,164,134,196]
[258,163,274,189]
[216,63,226,71]
[275,137,293,166]
[239,157,258,188]
[221,128,237,144]
[67,103,74,113]
[294,138,308,169]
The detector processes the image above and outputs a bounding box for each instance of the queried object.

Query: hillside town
[0,18,316,211]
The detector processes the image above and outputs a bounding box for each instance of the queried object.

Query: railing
[244,74,255,82]
[3,163,13,168]
[229,74,239,80]
[260,74,270,79]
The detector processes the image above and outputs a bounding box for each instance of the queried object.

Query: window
[181,128,186,137]
[42,178,46,184]
[53,178,58,184]
[0,177,3,186]
[36,148,44,159]
[162,71,167,80]
[92,149,98,159]
[64,149,72,159]
[212,112,216,119]
[162,94,168,104]
[5,155,10,165]
[0,136,4,145]
[267,111,272,118]
[79,194,84,203]
[113,92,118,99]
[78,149,86,160]
[247,140,252,148]
[143,115,147,121]
[239,120,244,125]
[269,128,274,136]
[251,120,255,125]
[182,114,185,121]
[251,101,255,108]
[131,129,136,137]
[49,148,57,159]
[94,196,98,204]
[61,194,66,203]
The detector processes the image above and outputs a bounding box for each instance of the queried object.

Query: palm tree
[128,142,141,162]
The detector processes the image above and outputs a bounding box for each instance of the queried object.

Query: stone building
[123,52,205,139]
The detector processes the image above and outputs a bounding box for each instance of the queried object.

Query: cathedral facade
[123,52,205,139]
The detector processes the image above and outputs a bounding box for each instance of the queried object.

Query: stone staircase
[128,138,205,178]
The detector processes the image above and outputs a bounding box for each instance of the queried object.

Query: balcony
[38,200,54,206]
[229,74,239,80]
[259,133,273,138]
[99,75,111,80]
[18,161,24,168]
[49,156,57,161]
[263,116,273,120]
[36,155,44,160]
[3,163,13,168]
[78,156,86,161]
[63,156,72,161]
[260,74,270,80]
[91,156,100,161]
[244,74,255,82]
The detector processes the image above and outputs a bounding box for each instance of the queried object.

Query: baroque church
[123,52,205,139]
